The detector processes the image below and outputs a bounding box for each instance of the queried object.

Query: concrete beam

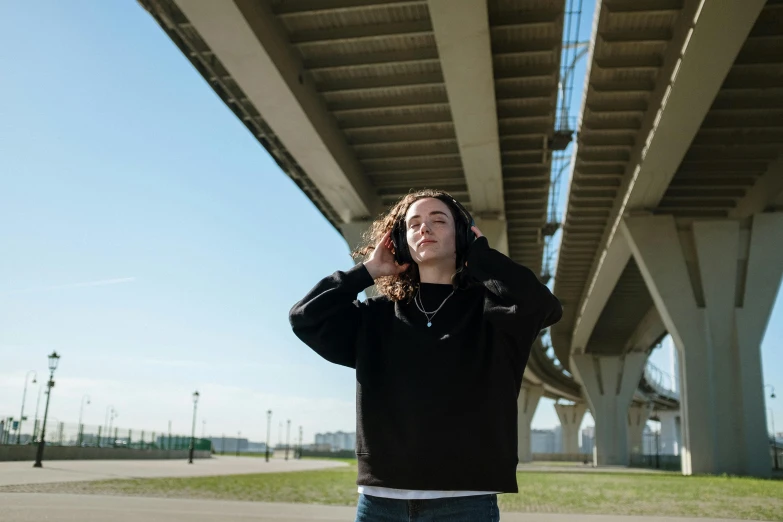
[570,0,767,359]
[570,234,631,353]
[730,155,783,218]
[623,306,665,353]
[622,213,783,477]
[174,0,382,223]
[427,0,505,216]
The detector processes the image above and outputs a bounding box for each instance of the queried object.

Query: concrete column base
[657,410,681,456]
[572,353,647,466]
[628,403,652,455]
[554,402,587,455]
[517,385,543,463]
[623,213,783,477]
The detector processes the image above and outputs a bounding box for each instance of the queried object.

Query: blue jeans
[355,493,500,522]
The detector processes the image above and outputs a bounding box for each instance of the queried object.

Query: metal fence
[629,431,682,471]
[630,431,782,472]
[0,417,211,452]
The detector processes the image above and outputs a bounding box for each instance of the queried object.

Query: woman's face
[404,198,457,266]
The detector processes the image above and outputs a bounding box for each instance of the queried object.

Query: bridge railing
[643,361,679,401]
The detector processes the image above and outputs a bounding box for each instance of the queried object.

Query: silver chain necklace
[414,285,455,327]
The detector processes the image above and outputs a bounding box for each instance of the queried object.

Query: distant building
[314,431,356,451]
[207,436,251,453]
[531,429,556,453]
[553,425,563,453]
[580,426,594,454]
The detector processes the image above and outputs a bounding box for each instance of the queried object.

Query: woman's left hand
[466,226,484,266]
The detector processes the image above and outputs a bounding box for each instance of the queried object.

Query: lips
[418,240,436,247]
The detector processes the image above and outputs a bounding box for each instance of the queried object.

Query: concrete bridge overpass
[138,0,780,477]
[553,0,783,477]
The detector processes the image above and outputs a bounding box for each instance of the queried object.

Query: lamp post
[77,395,91,445]
[765,385,778,470]
[189,391,199,464]
[236,431,241,457]
[107,409,118,447]
[103,405,115,447]
[33,383,42,442]
[17,370,37,444]
[285,420,291,461]
[265,410,272,462]
[33,351,60,468]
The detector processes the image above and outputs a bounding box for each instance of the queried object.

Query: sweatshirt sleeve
[466,236,563,329]
[288,263,376,369]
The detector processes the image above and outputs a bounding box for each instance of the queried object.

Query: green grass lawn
[3,459,781,520]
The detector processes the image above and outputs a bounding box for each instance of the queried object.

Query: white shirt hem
[358,486,500,500]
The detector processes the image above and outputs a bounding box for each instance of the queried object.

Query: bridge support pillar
[656,410,681,456]
[628,403,651,455]
[340,220,378,297]
[572,353,647,466]
[340,220,373,256]
[473,217,509,256]
[623,213,783,478]
[517,385,543,463]
[554,402,587,455]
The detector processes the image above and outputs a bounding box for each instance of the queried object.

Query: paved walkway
[0,456,347,486]
[0,493,742,522]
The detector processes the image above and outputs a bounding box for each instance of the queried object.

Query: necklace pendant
[427,321,432,327]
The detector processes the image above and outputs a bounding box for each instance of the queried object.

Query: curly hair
[352,189,473,302]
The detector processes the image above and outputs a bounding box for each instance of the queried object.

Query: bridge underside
[137,0,783,474]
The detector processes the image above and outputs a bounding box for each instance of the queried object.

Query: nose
[418,222,431,235]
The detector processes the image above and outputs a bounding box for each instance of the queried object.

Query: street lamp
[765,385,778,470]
[189,391,199,464]
[78,395,91,446]
[103,405,115,447]
[107,409,118,447]
[265,410,272,462]
[33,383,43,442]
[17,370,37,444]
[33,351,60,468]
[285,419,291,461]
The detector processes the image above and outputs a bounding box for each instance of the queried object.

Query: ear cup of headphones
[391,218,413,265]
[447,197,476,253]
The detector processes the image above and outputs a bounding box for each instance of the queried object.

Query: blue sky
[1,1,781,445]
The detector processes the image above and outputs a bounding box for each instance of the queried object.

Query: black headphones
[391,195,476,265]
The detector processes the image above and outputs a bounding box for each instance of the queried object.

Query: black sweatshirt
[289,237,562,493]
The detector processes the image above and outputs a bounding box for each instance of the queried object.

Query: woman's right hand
[363,230,410,280]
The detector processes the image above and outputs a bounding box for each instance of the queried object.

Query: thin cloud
[8,277,137,294]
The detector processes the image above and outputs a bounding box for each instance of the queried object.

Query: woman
[289,189,562,521]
